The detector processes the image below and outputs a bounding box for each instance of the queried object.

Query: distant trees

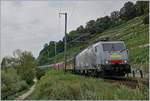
[110,11,121,25]
[95,16,111,33]
[120,2,136,21]
[76,25,86,33]
[135,1,149,16]
[44,43,48,48]
[38,40,64,65]
[85,20,96,34]
[57,40,64,53]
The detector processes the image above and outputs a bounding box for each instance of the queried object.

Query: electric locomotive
[74,41,131,76]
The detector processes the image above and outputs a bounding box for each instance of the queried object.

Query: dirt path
[16,78,37,100]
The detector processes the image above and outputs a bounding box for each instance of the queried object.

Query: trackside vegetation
[27,70,148,100]
[1,50,36,100]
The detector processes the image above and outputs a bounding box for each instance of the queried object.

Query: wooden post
[132,70,135,77]
[139,70,143,78]
[126,73,129,77]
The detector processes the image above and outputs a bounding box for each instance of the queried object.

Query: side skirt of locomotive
[73,64,131,77]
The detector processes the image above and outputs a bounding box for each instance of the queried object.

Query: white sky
[0,0,137,60]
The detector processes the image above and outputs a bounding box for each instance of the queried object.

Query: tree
[1,56,16,70]
[76,25,86,33]
[57,40,64,53]
[15,50,36,84]
[85,20,96,34]
[1,57,7,69]
[110,11,121,25]
[120,1,136,21]
[44,43,48,48]
[95,16,111,33]
[135,1,149,16]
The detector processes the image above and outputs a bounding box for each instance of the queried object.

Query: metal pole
[132,70,135,77]
[59,12,67,72]
[64,13,67,72]
[55,42,57,64]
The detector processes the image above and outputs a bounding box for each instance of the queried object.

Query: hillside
[29,15,149,100]
[37,1,149,66]
[38,15,149,73]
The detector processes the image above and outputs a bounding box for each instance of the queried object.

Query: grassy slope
[49,15,149,72]
[27,70,148,100]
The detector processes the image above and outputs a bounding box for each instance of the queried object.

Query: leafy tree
[15,50,36,84]
[1,57,7,70]
[110,11,121,25]
[85,20,96,34]
[135,1,149,16]
[44,43,48,48]
[95,16,111,33]
[120,1,136,21]
[76,25,86,33]
[1,68,28,99]
[69,30,78,39]
[57,40,64,53]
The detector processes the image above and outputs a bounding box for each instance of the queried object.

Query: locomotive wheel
[98,71,105,78]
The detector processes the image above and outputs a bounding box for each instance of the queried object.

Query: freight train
[40,41,131,77]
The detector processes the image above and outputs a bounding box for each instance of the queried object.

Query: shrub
[28,70,148,100]
[1,68,29,100]
[36,68,47,80]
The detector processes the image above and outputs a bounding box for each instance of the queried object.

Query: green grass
[27,70,148,100]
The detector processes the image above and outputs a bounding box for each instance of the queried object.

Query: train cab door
[94,45,101,66]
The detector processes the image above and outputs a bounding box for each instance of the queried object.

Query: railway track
[38,64,149,89]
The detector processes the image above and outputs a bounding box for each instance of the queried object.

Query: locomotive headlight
[105,60,109,64]
[124,60,127,63]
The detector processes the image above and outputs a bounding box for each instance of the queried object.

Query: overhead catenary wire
[68,0,79,27]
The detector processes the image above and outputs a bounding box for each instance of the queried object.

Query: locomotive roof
[76,41,125,56]
[98,41,124,44]
[93,41,124,46]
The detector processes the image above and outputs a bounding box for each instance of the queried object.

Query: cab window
[102,43,125,51]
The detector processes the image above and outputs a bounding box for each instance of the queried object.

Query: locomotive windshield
[102,43,125,51]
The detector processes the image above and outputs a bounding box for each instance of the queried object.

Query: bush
[1,68,29,100]
[36,68,47,80]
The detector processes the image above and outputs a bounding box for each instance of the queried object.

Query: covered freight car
[74,41,131,76]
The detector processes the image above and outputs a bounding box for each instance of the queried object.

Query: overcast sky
[1,0,136,60]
